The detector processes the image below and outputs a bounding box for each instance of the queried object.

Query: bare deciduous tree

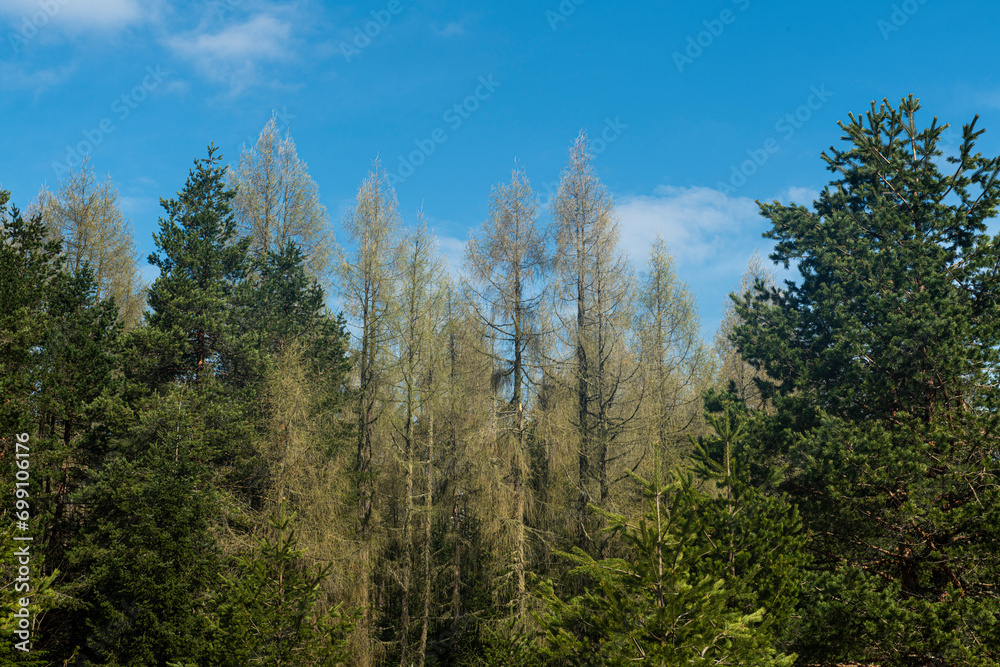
[230,113,332,282]
[550,132,640,551]
[337,159,401,667]
[635,236,712,466]
[33,158,145,327]
[464,164,547,619]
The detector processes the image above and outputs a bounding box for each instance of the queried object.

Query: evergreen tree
[69,386,222,667]
[249,240,349,372]
[144,144,251,390]
[689,391,809,655]
[0,191,63,439]
[208,505,355,667]
[533,461,795,666]
[0,191,63,665]
[733,96,1000,664]
[31,266,125,659]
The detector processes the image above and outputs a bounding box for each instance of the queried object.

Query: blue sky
[3,0,1000,338]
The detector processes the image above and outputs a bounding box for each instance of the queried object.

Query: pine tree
[70,386,223,667]
[145,144,251,390]
[689,391,809,655]
[246,239,350,376]
[713,251,776,411]
[0,191,63,665]
[209,505,356,667]
[733,96,1000,664]
[0,191,63,439]
[30,266,125,658]
[533,459,795,666]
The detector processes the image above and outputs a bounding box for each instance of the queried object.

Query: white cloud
[0,0,142,32]
[164,14,292,93]
[0,61,76,95]
[614,184,787,336]
[140,263,160,286]
[616,184,762,267]
[436,235,467,277]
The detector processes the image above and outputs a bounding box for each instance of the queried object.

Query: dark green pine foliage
[70,387,222,667]
[689,390,809,656]
[732,96,1000,665]
[205,504,356,667]
[247,240,351,376]
[66,148,255,665]
[144,144,251,391]
[32,266,126,658]
[531,457,795,666]
[0,191,63,439]
[137,144,256,490]
[0,192,62,665]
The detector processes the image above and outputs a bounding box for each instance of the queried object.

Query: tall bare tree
[464,164,547,619]
[33,159,145,327]
[550,131,639,550]
[389,215,447,667]
[337,159,401,667]
[635,236,712,465]
[230,113,332,282]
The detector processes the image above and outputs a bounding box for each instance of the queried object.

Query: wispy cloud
[435,21,464,37]
[436,234,467,277]
[782,186,820,207]
[164,13,293,94]
[616,185,763,267]
[0,0,143,32]
[0,61,77,95]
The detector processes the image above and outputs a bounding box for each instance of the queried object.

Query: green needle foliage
[733,95,1000,665]
[208,504,356,667]
[0,191,63,438]
[70,386,223,667]
[689,391,809,654]
[145,144,251,391]
[533,455,795,666]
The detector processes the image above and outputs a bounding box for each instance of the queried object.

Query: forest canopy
[2,95,1000,666]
